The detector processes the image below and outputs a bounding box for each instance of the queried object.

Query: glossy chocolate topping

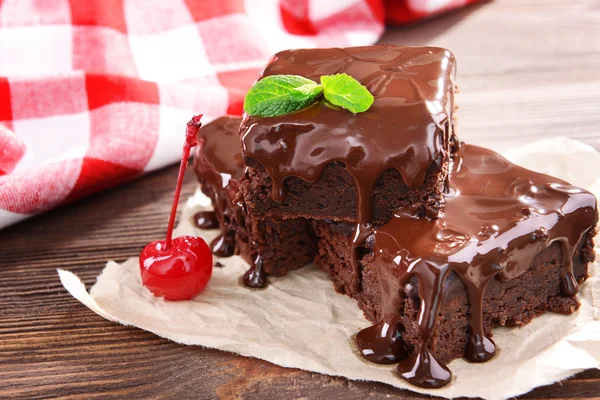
[356,144,598,388]
[241,46,457,289]
[193,116,244,257]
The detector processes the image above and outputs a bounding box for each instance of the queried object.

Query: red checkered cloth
[0,0,477,229]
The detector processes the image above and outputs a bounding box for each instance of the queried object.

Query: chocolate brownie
[316,145,598,387]
[239,45,458,289]
[314,144,597,388]
[316,227,594,384]
[240,45,457,225]
[193,116,318,281]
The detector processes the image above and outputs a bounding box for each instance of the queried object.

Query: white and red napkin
[0,0,478,229]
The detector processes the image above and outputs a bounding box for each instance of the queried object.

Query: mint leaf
[243,75,322,117]
[320,73,374,114]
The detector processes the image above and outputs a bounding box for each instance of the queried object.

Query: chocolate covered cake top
[357,144,598,388]
[241,45,456,197]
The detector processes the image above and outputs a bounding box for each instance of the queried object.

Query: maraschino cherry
[139,115,213,300]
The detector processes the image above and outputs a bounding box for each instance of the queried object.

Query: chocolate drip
[391,262,453,387]
[194,211,219,230]
[397,348,451,388]
[355,317,406,364]
[192,116,244,258]
[243,254,267,288]
[560,271,578,296]
[465,333,496,363]
[350,222,373,290]
[559,240,579,296]
[241,46,457,288]
[356,144,598,388]
[464,281,496,362]
[210,233,236,257]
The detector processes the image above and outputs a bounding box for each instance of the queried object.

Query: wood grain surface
[1,0,599,399]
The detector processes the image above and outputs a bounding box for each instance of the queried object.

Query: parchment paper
[59,137,600,400]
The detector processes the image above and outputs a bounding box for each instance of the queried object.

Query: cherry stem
[164,115,203,249]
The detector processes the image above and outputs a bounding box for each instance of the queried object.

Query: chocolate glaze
[356,144,598,388]
[193,116,244,258]
[241,46,457,290]
[194,211,219,230]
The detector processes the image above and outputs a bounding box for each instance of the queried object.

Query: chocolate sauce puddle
[355,317,406,364]
[210,233,236,257]
[397,349,451,389]
[243,254,267,288]
[355,144,597,388]
[194,211,219,230]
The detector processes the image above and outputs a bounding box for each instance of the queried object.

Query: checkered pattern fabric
[0,0,476,229]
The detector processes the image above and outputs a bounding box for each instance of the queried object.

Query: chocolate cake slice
[192,116,317,281]
[314,144,597,388]
[240,45,457,286]
[240,45,456,225]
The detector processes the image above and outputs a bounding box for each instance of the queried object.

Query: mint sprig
[243,73,373,117]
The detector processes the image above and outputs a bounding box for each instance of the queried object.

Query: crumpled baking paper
[59,137,600,400]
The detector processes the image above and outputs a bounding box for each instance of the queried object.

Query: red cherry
[140,236,212,300]
[139,115,212,301]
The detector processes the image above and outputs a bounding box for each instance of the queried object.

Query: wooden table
[2,1,599,398]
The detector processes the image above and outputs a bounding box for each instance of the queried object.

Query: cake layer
[315,143,597,388]
[240,45,457,224]
[238,211,318,279]
[242,159,445,224]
